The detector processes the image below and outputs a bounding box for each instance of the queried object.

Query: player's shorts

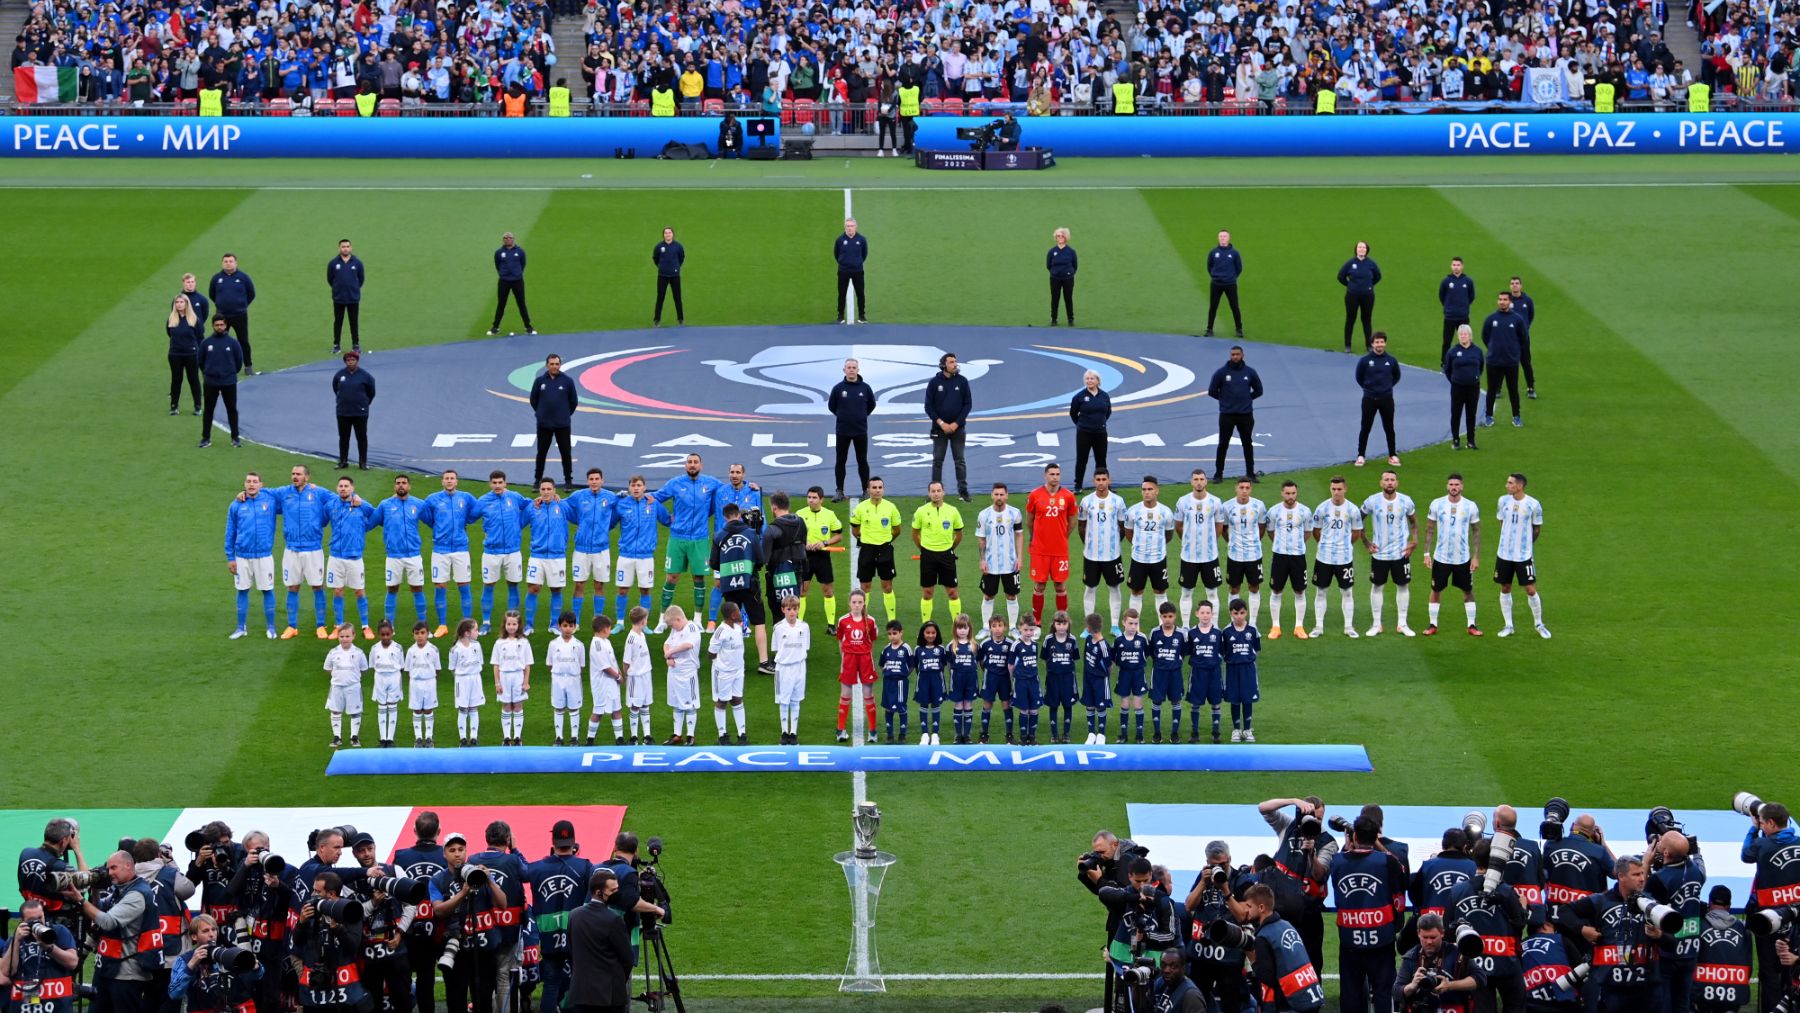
[949,667,980,703]
[1312,559,1355,590]
[881,678,909,711]
[1225,665,1260,704]
[431,551,472,584]
[327,683,363,714]
[664,536,710,575]
[527,556,567,589]
[385,555,425,587]
[1226,557,1264,588]
[453,674,486,709]
[409,676,439,710]
[1045,672,1077,707]
[667,674,700,711]
[372,671,403,705]
[1148,666,1184,705]
[857,543,897,583]
[482,551,523,584]
[1187,666,1223,706]
[1493,558,1536,586]
[283,549,326,587]
[327,556,367,592]
[1030,553,1071,584]
[980,572,1021,598]
[918,548,958,589]
[979,668,1013,704]
[803,551,836,584]
[590,674,622,713]
[1430,559,1474,593]
[724,588,765,626]
[712,668,746,702]
[1269,553,1308,593]
[233,555,276,592]
[1114,668,1148,698]
[1370,557,1412,586]
[1080,674,1112,710]
[1127,559,1170,593]
[571,551,613,584]
[838,653,877,686]
[615,556,655,589]
[551,675,583,710]
[1011,678,1042,711]
[1179,559,1223,590]
[1083,557,1125,588]
[626,675,655,709]
[775,663,807,705]
[913,669,946,706]
[497,670,528,704]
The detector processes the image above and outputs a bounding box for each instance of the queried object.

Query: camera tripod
[632,925,685,1013]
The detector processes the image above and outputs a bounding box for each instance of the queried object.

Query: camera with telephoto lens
[1630,893,1684,935]
[207,945,257,973]
[51,869,105,892]
[1481,831,1517,898]
[368,877,431,904]
[1735,792,1769,821]
[1463,810,1487,846]
[28,921,58,945]
[1328,816,1353,834]
[1554,961,1591,992]
[1749,905,1800,937]
[1206,866,1231,889]
[314,899,364,925]
[1773,989,1800,1013]
[436,935,463,972]
[1540,798,1570,841]
[251,849,287,876]
[458,864,489,889]
[1295,811,1323,837]
[1454,923,1483,958]
[1118,954,1157,985]
[1645,806,1686,845]
[1079,850,1107,875]
[1208,920,1256,950]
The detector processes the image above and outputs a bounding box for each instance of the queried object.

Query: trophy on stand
[833,800,898,992]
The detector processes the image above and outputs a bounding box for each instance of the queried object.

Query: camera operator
[1329,817,1407,1013]
[169,914,261,1013]
[17,819,86,920]
[1183,841,1254,1012]
[524,821,594,1013]
[186,823,247,940]
[1100,858,1178,968]
[428,834,495,1013]
[1447,838,1528,1013]
[1693,886,1750,1013]
[467,823,527,1013]
[1489,806,1546,921]
[358,872,416,1013]
[1543,815,1614,923]
[1397,914,1482,1012]
[1519,914,1581,1013]
[995,111,1020,152]
[1555,856,1663,1013]
[1739,798,1798,1012]
[1358,804,1413,879]
[597,835,667,969]
[1153,950,1206,1012]
[1243,882,1326,1012]
[70,851,162,1013]
[1646,825,1706,1013]
[5,898,79,1013]
[224,835,294,1013]
[293,872,370,1013]
[393,814,447,1013]
[1256,798,1338,972]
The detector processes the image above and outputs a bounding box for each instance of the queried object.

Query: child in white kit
[368,620,406,748]
[490,609,534,746]
[404,620,443,747]
[770,595,811,744]
[448,618,486,746]
[545,610,586,746]
[622,606,655,744]
[323,624,370,748]
[662,605,702,745]
[708,601,748,745]
[585,613,624,746]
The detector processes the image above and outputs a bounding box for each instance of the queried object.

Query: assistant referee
[912,481,965,625]
[849,477,902,621]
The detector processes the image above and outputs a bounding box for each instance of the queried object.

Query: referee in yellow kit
[849,476,904,622]
[912,480,966,625]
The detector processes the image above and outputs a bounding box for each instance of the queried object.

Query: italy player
[707,463,762,629]
[621,606,655,744]
[1123,476,1177,620]
[1494,472,1550,639]
[1186,600,1225,743]
[1024,463,1077,624]
[1222,599,1261,742]
[225,471,280,640]
[371,474,429,628]
[878,620,912,744]
[709,601,748,744]
[1008,615,1043,745]
[662,606,703,744]
[850,478,904,623]
[1174,469,1226,627]
[794,487,844,629]
[771,597,811,744]
[1423,473,1482,636]
[271,464,332,640]
[545,610,585,746]
[323,623,369,748]
[834,590,880,743]
[1147,602,1187,743]
[422,470,479,638]
[947,614,981,744]
[490,610,534,745]
[1360,470,1418,637]
[1080,613,1113,744]
[326,478,377,636]
[584,613,624,746]
[1077,469,1127,634]
[475,471,531,635]
[368,620,405,748]
[913,620,947,745]
[1112,609,1148,743]
[977,483,1025,633]
[1223,478,1267,629]
[653,453,722,631]
[1263,480,1312,640]
[524,479,572,636]
[404,620,441,747]
[976,615,1015,745]
[613,476,667,623]
[1041,611,1079,744]
[1307,477,1363,639]
[449,618,485,746]
[565,468,620,626]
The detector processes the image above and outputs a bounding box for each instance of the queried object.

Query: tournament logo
[1335,872,1384,899]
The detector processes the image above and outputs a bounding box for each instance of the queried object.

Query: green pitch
[5,154,1798,1010]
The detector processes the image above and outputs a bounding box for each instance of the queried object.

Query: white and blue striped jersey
[1495,494,1542,563]
[1224,497,1267,561]
[1427,496,1480,565]
[1125,503,1176,564]
[1264,502,1313,558]
[1176,492,1223,563]
[1359,492,1417,561]
[977,504,1024,575]
[1310,499,1363,567]
[1079,492,1125,562]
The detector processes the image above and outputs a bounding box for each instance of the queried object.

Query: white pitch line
[0,180,1757,193]
[680,972,1345,981]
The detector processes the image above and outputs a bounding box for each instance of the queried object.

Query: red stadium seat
[337,99,358,117]
[628,99,648,117]
[267,98,292,117]
[378,98,400,117]
[792,98,816,125]
[175,98,197,115]
[703,98,724,114]
[922,97,944,115]
[780,98,796,124]
[942,97,964,116]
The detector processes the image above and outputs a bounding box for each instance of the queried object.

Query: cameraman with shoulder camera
[1397,914,1482,1012]
[597,835,667,970]
[71,851,163,1013]
[1556,856,1663,1013]
[525,821,594,1013]
[1184,841,1254,1013]
[1738,796,1800,1012]
[224,833,294,1013]
[18,819,86,919]
[5,898,79,1013]
[1242,882,1326,1012]
[169,914,261,1013]
[1257,797,1338,973]
[293,872,369,1013]
[995,111,1020,152]
[1446,837,1528,1013]
[393,814,447,1013]
[186,823,247,939]
[1646,821,1707,1013]
[1329,816,1408,1013]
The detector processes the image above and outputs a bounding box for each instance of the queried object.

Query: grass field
[4,153,1799,1010]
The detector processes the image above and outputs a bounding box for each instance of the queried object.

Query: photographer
[72,851,162,1013]
[1183,841,1253,1012]
[1543,815,1614,922]
[130,836,194,1008]
[293,872,370,1013]
[17,819,86,918]
[1693,886,1750,1013]
[1446,838,1528,1013]
[1647,825,1706,1013]
[1153,950,1206,1013]
[1739,798,1798,1012]
[468,824,528,1013]
[1519,915,1581,1012]
[169,914,261,1013]
[186,823,247,939]
[296,830,371,909]
[1555,857,1662,1013]
[597,834,667,969]
[761,492,808,620]
[1100,858,1178,968]
[5,898,79,1013]
[428,834,501,1013]
[1243,883,1326,1012]
[1256,797,1337,972]
[1360,804,1413,877]
[1414,830,1478,921]
[358,872,416,1013]
[1079,831,1149,936]
[1329,817,1407,1013]
[393,814,448,1013]
[224,834,294,1013]
[1489,806,1546,920]
[1396,914,1482,1012]
[524,821,594,1013]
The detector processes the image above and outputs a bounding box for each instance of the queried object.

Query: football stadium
[5,7,1800,1010]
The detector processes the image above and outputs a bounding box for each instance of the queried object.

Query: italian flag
[14,66,79,103]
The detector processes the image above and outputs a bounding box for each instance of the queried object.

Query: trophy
[835,799,898,992]
[852,802,881,861]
